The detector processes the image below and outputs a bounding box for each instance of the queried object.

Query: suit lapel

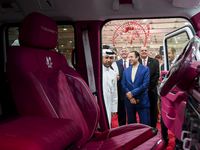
[139,59,142,64]
[116,61,124,77]
[128,66,132,82]
[120,59,123,64]
[147,57,151,67]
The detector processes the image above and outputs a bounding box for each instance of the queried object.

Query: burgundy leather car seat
[0,116,82,150]
[6,12,165,149]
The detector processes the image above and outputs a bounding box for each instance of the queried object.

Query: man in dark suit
[160,47,178,147]
[139,46,159,128]
[116,46,131,125]
[121,51,150,126]
[110,47,126,126]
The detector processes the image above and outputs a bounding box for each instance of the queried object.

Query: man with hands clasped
[121,51,150,126]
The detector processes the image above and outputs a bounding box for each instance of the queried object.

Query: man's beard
[132,61,137,66]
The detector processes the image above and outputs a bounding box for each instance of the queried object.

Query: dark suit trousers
[126,107,150,126]
[117,99,126,126]
[161,113,180,146]
[148,88,158,128]
[161,114,169,143]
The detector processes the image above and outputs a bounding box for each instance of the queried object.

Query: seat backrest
[6,12,100,147]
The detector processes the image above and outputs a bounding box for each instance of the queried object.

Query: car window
[7,24,76,69]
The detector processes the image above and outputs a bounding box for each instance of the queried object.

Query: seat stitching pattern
[38,81,59,118]
[66,74,99,141]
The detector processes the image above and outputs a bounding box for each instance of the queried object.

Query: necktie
[124,60,126,69]
[143,59,146,66]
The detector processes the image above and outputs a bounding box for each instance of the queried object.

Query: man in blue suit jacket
[121,51,150,125]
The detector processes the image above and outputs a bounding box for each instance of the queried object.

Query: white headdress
[102,49,115,57]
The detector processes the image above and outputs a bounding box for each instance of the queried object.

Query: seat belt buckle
[92,91,98,96]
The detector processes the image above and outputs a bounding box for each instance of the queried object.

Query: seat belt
[82,29,98,101]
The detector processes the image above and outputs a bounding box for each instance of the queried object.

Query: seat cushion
[0,116,82,150]
[81,124,164,150]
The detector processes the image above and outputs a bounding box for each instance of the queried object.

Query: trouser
[117,99,126,126]
[161,114,169,143]
[126,107,150,126]
[148,89,158,128]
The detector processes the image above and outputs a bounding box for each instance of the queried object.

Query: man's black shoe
[174,144,180,150]
[164,140,169,147]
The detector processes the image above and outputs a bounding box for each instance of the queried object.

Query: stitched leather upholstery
[0,116,82,150]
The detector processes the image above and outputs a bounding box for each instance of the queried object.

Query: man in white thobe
[102,49,118,128]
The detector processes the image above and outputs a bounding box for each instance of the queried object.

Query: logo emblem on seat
[46,57,53,68]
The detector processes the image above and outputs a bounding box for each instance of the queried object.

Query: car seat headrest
[19,12,58,49]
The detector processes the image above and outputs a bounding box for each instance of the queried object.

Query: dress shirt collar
[103,65,109,71]
[144,56,148,62]
[124,58,129,61]
[123,58,129,68]
[141,56,148,66]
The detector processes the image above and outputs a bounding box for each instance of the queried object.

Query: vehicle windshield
[101,18,192,128]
